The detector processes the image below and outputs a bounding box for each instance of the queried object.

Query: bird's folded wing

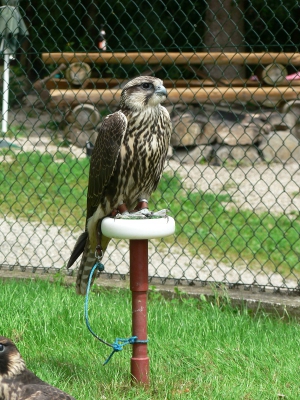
[87,110,127,219]
[20,384,76,399]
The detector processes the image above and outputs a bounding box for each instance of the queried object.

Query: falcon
[0,336,76,400]
[67,76,172,295]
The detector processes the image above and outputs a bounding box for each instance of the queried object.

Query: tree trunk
[204,0,245,81]
[19,1,33,78]
[82,1,100,49]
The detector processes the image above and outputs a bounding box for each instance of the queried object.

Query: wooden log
[45,77,123,90]
[164,87,300,103]
[65,62,92,87]
[44,76,300,91]
[45,78,208,90]
[167,87,300,103]
[261,63,288,85]
[45,77,254,90]
[64,126,98,148]
[33,63,67,103]
[49,89,120,108]
[211,78,300,86]
[65,104,101,130]
[33,63,67,91]
[42,52,300,66]
[272,78,300,86]
[47,86,300,109]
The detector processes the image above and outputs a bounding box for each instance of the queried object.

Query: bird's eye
[141,83,153,89]
[0,344,4,352]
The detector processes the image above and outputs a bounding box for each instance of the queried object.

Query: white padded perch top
[101,216,176,240]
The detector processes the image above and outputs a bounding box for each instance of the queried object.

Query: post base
[131,356,150,386]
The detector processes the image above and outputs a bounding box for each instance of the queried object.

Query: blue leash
[84,262,148,365]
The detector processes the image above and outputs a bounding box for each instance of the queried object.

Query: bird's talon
[131,208,151,215]
[151,209,169,218]
[114,211,146,219]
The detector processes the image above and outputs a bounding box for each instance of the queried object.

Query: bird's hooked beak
[155,85,167,97]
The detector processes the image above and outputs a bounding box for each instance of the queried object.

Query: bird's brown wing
[20,385,76,399]
[86,110,127,220]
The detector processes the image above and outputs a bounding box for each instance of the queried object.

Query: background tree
[12,0,300,80]
[203,0,245,81]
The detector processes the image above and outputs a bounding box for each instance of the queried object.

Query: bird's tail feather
[76,234,111,295]
[67,231,88,269]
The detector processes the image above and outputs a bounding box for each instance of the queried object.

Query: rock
[65,104,101,130]
[242,115,272,133]
[230,145,261,165]
[171,112,203,146]
[172,145,213,164]
[212,111,272,146]
[282,112,299,137]
[202,121,218,143]
[201,111,271,146]
[170,106,300,166]
[64,126,98,148]
[261,111,289,131]
[213,145,231,164]
[169,103,189,116]
[259,130,300,163]
[213,145,261,165]
[23,93,50,110]
[216,121,262,145]
[281,101,300,139]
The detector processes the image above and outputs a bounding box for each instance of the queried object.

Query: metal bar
[2,52,9,134]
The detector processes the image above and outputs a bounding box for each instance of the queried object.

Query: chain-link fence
[1,0,300,292]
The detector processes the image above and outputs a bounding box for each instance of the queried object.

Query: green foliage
[22,0,300,80]
[0,67,26,108]
[27,0,206,53]
[244,0,300,51]
[4,124,28,139]
[38,121,60,131]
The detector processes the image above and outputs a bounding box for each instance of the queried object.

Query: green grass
[150,173,300,274]
[1,279,300,399]
[3,125,29,139]
[0,151,89,227]
[1,151,300,273]
[38,120,61,131]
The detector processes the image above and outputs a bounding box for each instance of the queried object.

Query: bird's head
[0,336,25,377]
[120,76,168,111]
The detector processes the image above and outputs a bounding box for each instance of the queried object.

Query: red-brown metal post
[130,239,149,386]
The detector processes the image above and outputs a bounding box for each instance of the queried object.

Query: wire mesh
[1,0,300,292]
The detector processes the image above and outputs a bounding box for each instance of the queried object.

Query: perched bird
[0,336,76,400]
[67,76,172,295]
